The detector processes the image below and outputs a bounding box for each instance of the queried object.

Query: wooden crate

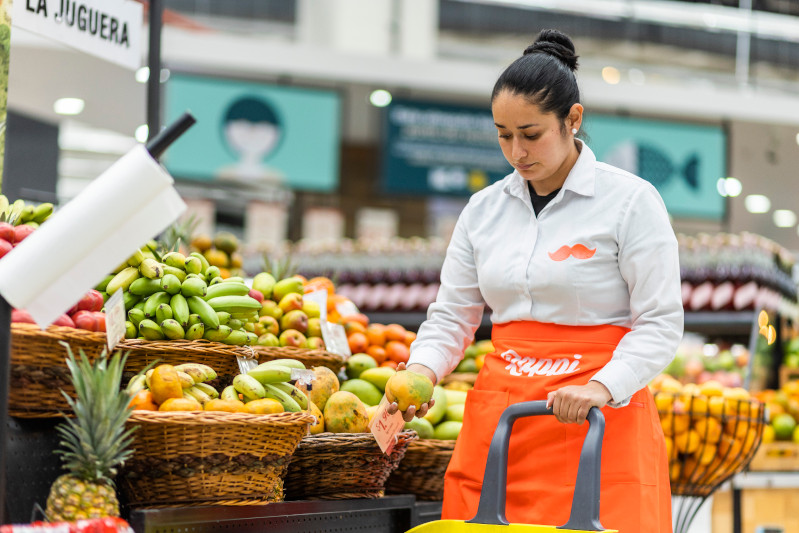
[748,442,799,471]
[713,487,799,533]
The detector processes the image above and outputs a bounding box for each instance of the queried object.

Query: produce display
[662,335,750,388]
[11,289,106,332]
[0,518,132,533]
[0,196,54,259]
[188,231,246,280]
[753,379,799,444]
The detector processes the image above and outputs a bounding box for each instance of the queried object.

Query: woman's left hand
[546,381,612,424]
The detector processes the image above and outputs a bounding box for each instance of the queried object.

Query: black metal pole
[0,296,12,524]
[147,0,163,142]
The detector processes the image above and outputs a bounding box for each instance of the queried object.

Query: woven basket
[440,372,477,387]
[283,430,417,500]
[253,345,345,374]
[120,411,314,507]
[385,439,456,500]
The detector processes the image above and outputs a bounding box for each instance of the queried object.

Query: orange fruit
[366,345,387,364]
[385,324,407,343]
[366,324,387,347]
[696,444,717,465]
[385,340,410,364]
[218,267,231,279]
[675,429,701,454]
[128,390,158,411]
[660,412,690,436]
[327,294,348,312]
[339,313,370,328]
[381,360,398,370]
[694,417,722,443]
[344,321,367,336]
[158,397,203,412]
[404,330,417,346]
[347,332,369,354]
[304,276,335,296]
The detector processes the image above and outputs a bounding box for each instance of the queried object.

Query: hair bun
[523,29,579,71]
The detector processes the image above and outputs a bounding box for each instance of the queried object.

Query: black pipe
[146,111,196,160]
[146,0,163,142]
[0,296,12,524]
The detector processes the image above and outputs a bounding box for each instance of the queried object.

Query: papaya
[158,397,203,412]
[385,370,434,412]
[296,366,339,411]
[308,401,325,434]
[150,364,184,405]
[242,398,284,414]
[204,399,246,413]
[323,391,369,433]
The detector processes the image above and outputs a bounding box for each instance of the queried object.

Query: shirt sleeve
[589,184,684,406]
[407,207,486,383]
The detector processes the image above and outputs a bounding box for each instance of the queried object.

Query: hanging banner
[12,0,142,70]
[0,1,12,190]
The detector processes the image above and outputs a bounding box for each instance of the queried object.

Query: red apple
[0,239,12,259]
[11,309,36,324]
[0,222,14,243]
[248,289,264,303]
[52,314,76,328]
[13,225,35,245]
[71,290,105,314]
[72,310,96,331]
[92,312,106,332]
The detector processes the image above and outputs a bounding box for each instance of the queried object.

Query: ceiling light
[135,67,149,83]
[369,89,392,107]
[796,133,799,146]
[53,98,85,116]
[724,177,742,197]
[745,194,771,214]
[716,178,727,197]
[628,68,646,85]
[135,124,149,143]
[602,66,620,85]
[773,209,796,228]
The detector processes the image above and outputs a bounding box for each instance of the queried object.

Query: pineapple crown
[56,345,137,484]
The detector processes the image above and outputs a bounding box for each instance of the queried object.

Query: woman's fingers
[402,405,417,422]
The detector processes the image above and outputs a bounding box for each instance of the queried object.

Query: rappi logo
[501,349,582,377]
[548,243,596,262]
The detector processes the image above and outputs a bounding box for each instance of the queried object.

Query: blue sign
[381,99,512,196]
[586,114,726,220]
[164,74,341,192]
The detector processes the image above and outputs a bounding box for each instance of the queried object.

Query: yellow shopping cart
[407,400,617,532]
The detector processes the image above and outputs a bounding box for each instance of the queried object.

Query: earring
[572,128,578,135]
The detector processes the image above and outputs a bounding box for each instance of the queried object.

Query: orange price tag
[370,395,405,454]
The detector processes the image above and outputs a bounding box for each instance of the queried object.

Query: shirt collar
[503,139,597,201]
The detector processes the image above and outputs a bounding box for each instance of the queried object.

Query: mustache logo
[548,243,596,261]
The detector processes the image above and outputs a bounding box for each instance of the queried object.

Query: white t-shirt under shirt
[407,141,684,407]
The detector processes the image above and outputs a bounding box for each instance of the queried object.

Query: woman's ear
[568,103,584,132]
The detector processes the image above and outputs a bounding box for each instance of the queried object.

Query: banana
[145,369,154,388]
[128,308,145,327]
[162,252,186,270]
[227,319,244,331]
[187,296,220,329]
[155,304,173,324]
[160,273,182,295]
[138,319,164,340]
[160,318,185,340]
[181,277,207,298]
[31,203,54,224]
[163,265,187,282]
[215,311,231,325]
[204,282,251,300]
[233,374,266,401]
[205,266,221,280]
[270,381,310,410]
[127,248,145,267]
[187,313,202,327]
[23,221,39,229]
[185,273,206,281]
[7,199,25,225]
[18,205,36,224]
[94,274,114,292]
[221,385,239,402]
[106,266,140,295]
[184,322,204,340]
[245,331,258,345]
[248,364,293,385]
[194,382,220,399]
[195,363,218,381]
[261,358,307,371]
[231,311,260,322]
[203,325,232,342]
[190,252,210,275]
[184,255,203,275]
[208,276,224,286]
[0,195,8,220]
[143,292,171,318]
[206,295,262,313]
[124,320,137,339]
[174,363,217,383]
[176,371,195,389]
[139,258,164,279]
[224,277,245,284]
[126,374,147,395]
[123,291,142,311]
[170,294,190,327]
[263,383,302,412]
[221,329,248,345]
[100,292,109,304]
[185,386,212,405]
[129,277,164,296]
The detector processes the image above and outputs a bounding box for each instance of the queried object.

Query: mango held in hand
[385,370,434,412]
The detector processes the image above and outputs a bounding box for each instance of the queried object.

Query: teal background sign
[164,74,341,192]
[381,99,512,196]
[585,114,726,220]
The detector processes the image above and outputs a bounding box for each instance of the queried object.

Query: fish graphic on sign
[605,141,699,190]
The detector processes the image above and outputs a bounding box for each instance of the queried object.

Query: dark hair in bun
[492,29,580,122]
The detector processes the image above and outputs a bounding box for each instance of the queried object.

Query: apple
[12,225,35,245]
[258,315,280,336]
[259,300,283,320]
[72,310,96,331]
[306,336,325,350]
[280,310,308,334]
[307,317,322,338]
[70,290,104,314]
[272,276,304,302]
[248,289,265,303]
[52,314,76,328]
[279,328,307,348]
[257,332,280,347]
[0,239,12,259]
[11,309,36,324]
[252,272,276,300]
[278,292,304,314]
[301,300,321,319]
[0,222,14,243]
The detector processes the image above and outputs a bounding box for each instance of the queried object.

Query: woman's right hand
[385,362,437,422]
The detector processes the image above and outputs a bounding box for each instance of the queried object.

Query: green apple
[252,272,276,300]
[272,276,304,303]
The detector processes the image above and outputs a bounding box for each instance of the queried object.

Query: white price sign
[104,289,126,351]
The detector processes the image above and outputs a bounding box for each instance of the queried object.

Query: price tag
[335,299,360,318]
[370,396,405,454]
[105,289,126,352]
[236,346,259,374]
[303,289,328,322]
[321,321,351,359]
[291,368,316,386]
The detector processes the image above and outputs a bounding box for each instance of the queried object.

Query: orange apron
[442,321,671,532]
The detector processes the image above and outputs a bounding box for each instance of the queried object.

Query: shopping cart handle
[465,400,606,531]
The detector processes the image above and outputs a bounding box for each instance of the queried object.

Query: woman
[401,29,683,532]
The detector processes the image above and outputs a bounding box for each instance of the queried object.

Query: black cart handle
[465,400,606,531]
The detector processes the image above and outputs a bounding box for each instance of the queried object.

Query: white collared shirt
[407,142,684,406]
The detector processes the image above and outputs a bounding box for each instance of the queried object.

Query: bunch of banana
[126,363,220,405]
[0,195,54,227]
[98,245,262,345]
[224,359,311,413]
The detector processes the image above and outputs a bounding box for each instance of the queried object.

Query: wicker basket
[283,430,417,500]
[440,372,477,388]
[120,411,314,508]
[385,439,456,500]
[9,323,256,418]
[253,345,345,374]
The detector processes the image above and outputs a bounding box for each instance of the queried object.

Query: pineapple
[46,347,135,522]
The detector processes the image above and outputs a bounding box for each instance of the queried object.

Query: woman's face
[492,90,581,195]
